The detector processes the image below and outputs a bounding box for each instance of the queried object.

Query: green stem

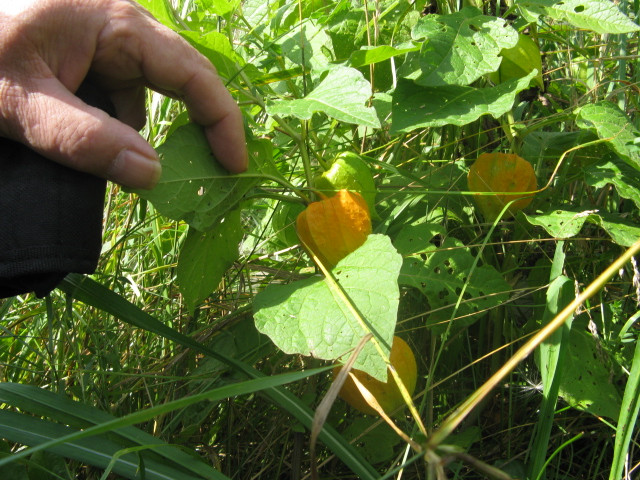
[234,173,312,204]
[501,110,519,154]
[244,191,307,204]
[299,120,315,195]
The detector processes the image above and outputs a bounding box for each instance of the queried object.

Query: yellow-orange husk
[296,189,372,267]
[332,336,418,416]
[468,152,537,221]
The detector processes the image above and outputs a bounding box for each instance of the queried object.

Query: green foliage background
[1,0,640,479]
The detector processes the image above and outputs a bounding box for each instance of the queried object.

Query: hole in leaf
[574,4,584,12]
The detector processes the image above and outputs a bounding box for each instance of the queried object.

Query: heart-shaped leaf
[134,123,271,230]
[253,235,402,381]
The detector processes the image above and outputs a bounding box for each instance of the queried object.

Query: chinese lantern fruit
[296,189,371,267]
[332,336,418,416]
[490,33,544,89]
[467,152,537,222]
[314,152,379,219]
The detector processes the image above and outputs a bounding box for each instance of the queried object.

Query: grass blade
[609,333,640,480]
[0,410,213,480]
[56,274,379,480]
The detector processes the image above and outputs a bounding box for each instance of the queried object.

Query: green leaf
[180,31,243,79]
[576,101,640,172]
[517,0,640,35]
[197,0,241,17]
[521,130,602,167]
[0,383,222,480]
[280,20,333,71]
[393,223,446,256]
[347,45,420,68]
[390,71,536,133]
[594,215,640,248]
[253,235,402,381]
[443,426,482,450]
[267,66,381,128]
[135,0,181,30]
[401,7,518,86]
[177,209,243,314]
[0,411,208,480]
[396,225,511,333]
[523,208,640,246]
[133,123,269,230]
[342,418,402,465]
[557,321,622,420]
[490,33,544,89]
[583,155,640,209]
[523,208,598,238]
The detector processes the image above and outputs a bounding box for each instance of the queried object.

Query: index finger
[94,3,248,173]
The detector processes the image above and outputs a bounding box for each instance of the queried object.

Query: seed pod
[296,189,371,267]
[468,153,537,222]
[332,336,418,416]
[314,152,379,219]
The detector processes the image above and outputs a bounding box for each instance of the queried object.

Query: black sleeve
[0,82,115,298]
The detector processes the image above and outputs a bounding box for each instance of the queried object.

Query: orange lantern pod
[296,189,371,267]
[468,152,537,221]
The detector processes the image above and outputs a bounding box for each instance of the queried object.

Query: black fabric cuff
[0,82,114,298]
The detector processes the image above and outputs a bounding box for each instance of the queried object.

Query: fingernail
[110,149,162,189]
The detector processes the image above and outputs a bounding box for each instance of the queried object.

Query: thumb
[8,77,161,190]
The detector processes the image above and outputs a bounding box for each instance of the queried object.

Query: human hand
[0,0,247,190]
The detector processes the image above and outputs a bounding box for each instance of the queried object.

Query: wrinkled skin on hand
[0,0,247,189]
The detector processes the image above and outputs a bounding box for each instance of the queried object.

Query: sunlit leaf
[518,0,640,34]
[348,45,420,68]
[133,123,270,230]
[391,70,535,132]
[584,154,640,209]
[280,19,333,71]
[400,7,518,86]
[267,66,381,128]
[253,235,402,381]
[523,208,640,246]
[136,0,181,30]
[181,31,243,79]
[576,101,640,172]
